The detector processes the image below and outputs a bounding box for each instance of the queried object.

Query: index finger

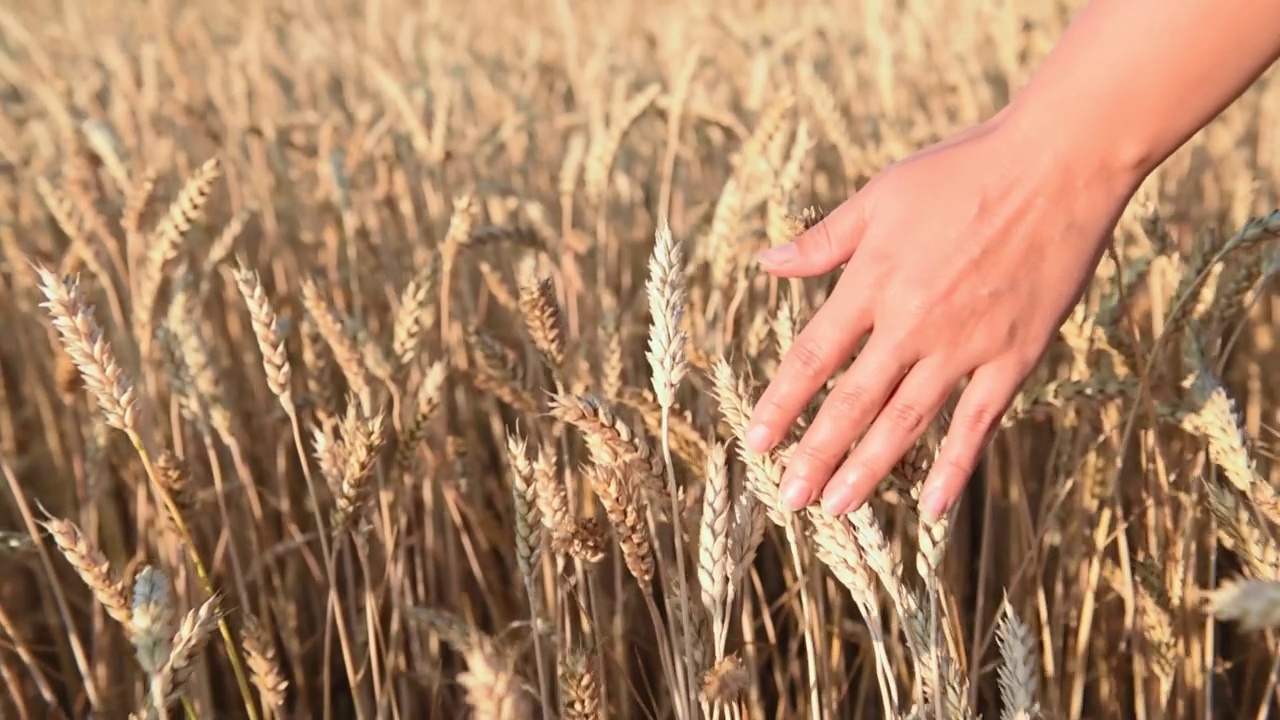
[745,279,871,453]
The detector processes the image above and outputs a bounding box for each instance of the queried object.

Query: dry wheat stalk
[726,492,766,604]
[645,219,699,715]
[40,514,131,627]
[796,61,862,179]
[330,400,388,532]
[144,593,224,715]
[1126,556,1176,700]
[231,260,293,408]
[459,638,533,720]
[585,463,654,587]
[469,329,540,415]
[532,441,570,537]
[34,264,138,432]
[599,290,624,399]
[121,168,158,244]
[156,325,208,431]
[130,566,175,677]
[699,442,731,657]
[701,654,750,709]
[1207,576,1280,631]
[709,356,830,719]
[202,208,253,275]
[394,359,447,474]
[548,393,665,510]
[584,83,661,207]
[1177,362,1280,525]
[559,648,602,720]
[519,274,567,371]
[410,609,531,720]
[391,256,440,370]
[806,508,896,712]
[551,517,609,565]
[707,359,787,524]
[135,157,222,333]
[167,270,238,445]
[647,222,689,409]
[507,432,544,578]
[995,595,1041,720]
[505,430,553,719]
[241,613,288,711]
[1202,480,1280,580]
[151,450,194,522]
[848,502,969,717]
[33,260,258,714]
[618,387,709,470]
[300,276,374,413]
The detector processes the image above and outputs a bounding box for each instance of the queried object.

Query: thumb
[755,197,868,277]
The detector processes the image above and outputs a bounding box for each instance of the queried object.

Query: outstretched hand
[742,110,1139,523]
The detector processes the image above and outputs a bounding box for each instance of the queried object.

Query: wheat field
[2,0,1280,718]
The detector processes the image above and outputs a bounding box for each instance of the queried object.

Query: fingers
[917,360,1023,523]
[744,278,873,455]
[773,332,918,510]
[755,196,869,278]
[819,356,960,514]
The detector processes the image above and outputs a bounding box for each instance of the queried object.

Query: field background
[2,0,1280,718]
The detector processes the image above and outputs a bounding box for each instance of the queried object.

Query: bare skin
[744,0,1280,523]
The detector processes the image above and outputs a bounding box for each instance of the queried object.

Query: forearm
[1004,0,1280,189]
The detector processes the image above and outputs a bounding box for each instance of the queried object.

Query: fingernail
[919,485,951,524]
[745,424,773,453]
[755,242,797,266]
[821,481,855,514]
[781,480,811,510]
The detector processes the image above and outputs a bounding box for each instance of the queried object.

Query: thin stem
[1,458,101,709]
[353,537,385,714]
[586,570,612,716]
[782,521,821,720]
[125,431,259,720]
[661,409,698,719]
[641,592,684,720]
[523,576,555,720]
[335,535,371,719]
[199,436,251,609]
[285,407,360,720]
[929,582,942,720]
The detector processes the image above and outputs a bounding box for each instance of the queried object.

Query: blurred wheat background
[3,0,1280,718]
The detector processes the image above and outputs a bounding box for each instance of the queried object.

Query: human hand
[742,110,1141,523]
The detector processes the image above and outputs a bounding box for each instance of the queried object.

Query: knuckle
[1014,347,1048,375]
[936,453,977,483]
[886,283,923,310]
[785,339,831,380]
[755,391,797,427]
[825,382,875,420]
[756,392,788,418]
[799,218,837,256]
[1007,338,1050,374]
[793,438,846,470]
[846,451,890,484]
[956,403,1003,439]
[847,423,917,482]
[897,296,933,327]
[883,401,927,435]
[874,304,927,346]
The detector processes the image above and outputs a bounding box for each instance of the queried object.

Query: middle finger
[778,329,918,510]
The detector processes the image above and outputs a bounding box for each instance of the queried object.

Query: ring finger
[820,355,963,514]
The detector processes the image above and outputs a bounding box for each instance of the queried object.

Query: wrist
[997,87,1151,205]
[989,0,1280,212]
